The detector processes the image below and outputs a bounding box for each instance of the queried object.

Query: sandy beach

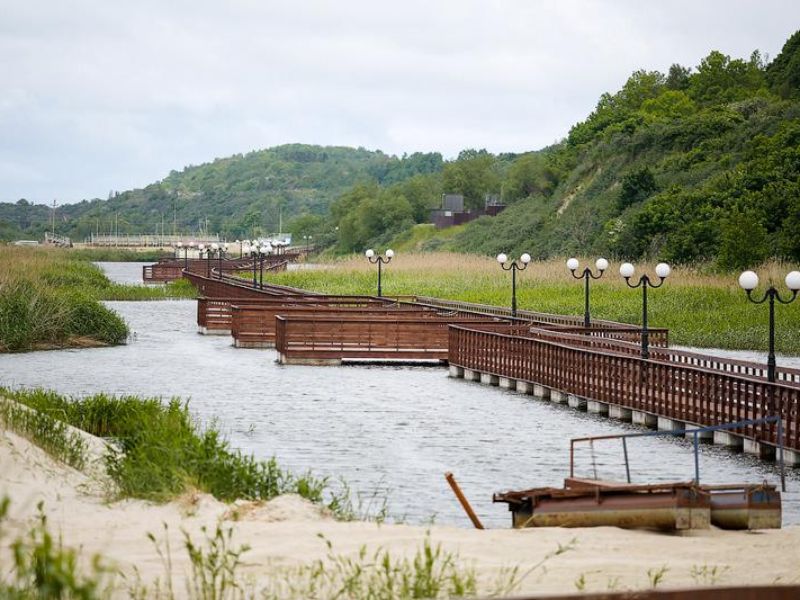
[2,426,800,597]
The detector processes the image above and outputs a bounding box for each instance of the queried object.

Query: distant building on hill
[430,193,506,229]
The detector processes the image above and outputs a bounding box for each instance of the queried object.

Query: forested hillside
[0,145,442,241]
[4,30,800,269]
[329,30,800,268]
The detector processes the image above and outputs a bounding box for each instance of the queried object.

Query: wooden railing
[275,315,507,362]
[232,304,441,347]
[449,324,800,451]
[196,294,391,331]
[414,296,640,330]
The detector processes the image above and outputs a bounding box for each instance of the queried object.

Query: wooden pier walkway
[170,265,800,461]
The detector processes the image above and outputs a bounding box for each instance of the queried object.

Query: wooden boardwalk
[171,267,800,461]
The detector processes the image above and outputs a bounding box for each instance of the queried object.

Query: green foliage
[0,145,443,241]
[767,30,800,98]
[0,396,87,470]
[717,209,770,271]
[1,499,111,599]
[2,388,330,507]
[618,167,657,210]
[441,149,502,209]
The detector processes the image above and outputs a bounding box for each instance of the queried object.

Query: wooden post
[444,472,484,530]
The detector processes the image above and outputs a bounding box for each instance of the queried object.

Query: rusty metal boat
[491,418,784,531]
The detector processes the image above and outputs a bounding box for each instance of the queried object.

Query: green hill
[336,30,800,269]
[0,145,443,242]
[5,29,800,270]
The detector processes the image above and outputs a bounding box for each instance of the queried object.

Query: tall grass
[265,252,800,354]
[0,247,194,352]
[69,247,172,262]
[0,396,87,470]
[1,387,330,507]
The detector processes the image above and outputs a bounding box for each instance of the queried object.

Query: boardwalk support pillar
[632,411,657,428]
[448,365,464,378]
[609,405,632,421]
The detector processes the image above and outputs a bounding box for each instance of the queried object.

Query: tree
[618,168,657,211]
[717,209,770,271]
[666,64,692,90]
[641,90,695,120]
[766,29,800,98]
[502,154,559,202]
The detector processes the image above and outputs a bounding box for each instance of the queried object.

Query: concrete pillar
[463,369,481,382]
[587,400,609,415]
[516,381,533,395]
[567,395,587,410]
[480,373,499,386]
[278,355,342,366]
[744,439,776,460]
[448,365,464,378]
[658,417,684,434]
[498,377,516,390]
[533,384,551,400]
[632,410,657,428]
[683,424,713,442]
[779,448,800,467]
[713,431,743,449]
[550,390,566,404]
[609,405,632,421]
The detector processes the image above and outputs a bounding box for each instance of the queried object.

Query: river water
[1,262,798,527]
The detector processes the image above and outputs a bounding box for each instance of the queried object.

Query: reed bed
[0,247,193,352]
[269,253,800,353]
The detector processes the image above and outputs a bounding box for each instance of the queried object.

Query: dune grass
[1,387,330,506]
[0,247,195,352]
[266,252,800,354]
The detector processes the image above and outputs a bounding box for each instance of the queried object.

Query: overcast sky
[2,1,799,205]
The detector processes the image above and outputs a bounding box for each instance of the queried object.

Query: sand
[2,426,800,597]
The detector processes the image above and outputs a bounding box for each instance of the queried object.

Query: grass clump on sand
[264,252,800,354]
[0,246,195,352]
[2,387,328,506]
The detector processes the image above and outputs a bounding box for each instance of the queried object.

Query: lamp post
[365,248,394,297]
[497,252,531,317]
[259,243,272,289]
[620,262,671,359]
[738,270,800,383]
[234,239,242,259]
[242,243,257,288]
[176,242,189,270]
[216,243,229,279]
[567,257,609,328]
[303,235,313,254]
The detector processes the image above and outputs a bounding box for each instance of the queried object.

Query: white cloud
[0,0,798,203]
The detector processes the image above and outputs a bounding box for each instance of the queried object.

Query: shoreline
[3,425,800,597]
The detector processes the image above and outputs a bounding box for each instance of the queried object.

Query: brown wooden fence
[231,303,437,346]
[275,315,509,363]
[449,324,800,451]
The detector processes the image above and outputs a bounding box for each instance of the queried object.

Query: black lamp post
[366,248,394,297]
[496,252,531,317]
[739,270,800,383]
[215,243,226,279]
[303,235,313,254]
[176,242,189,270]
[567,257,609,328]
[259,243,272,289]
[620,262,671,359]
[243,243,258,288]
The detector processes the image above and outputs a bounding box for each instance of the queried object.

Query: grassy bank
[0,247,195,352]
[265,253,800,354]
[0,387,330,506]
[69,247,171,262]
